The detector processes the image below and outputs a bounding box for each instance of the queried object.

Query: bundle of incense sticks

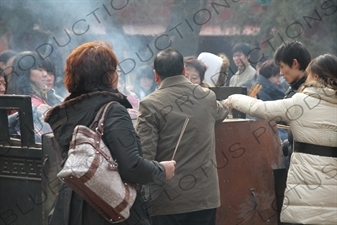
[248,83,262,97]
[171,117,190,160]
[277,124,291,130]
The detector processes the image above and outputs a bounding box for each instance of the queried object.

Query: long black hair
[7,51,48,96]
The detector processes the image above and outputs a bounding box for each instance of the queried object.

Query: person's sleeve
[227,94,298,123]
[102,103,165,185]
[135,100,159,161]
[215,100,230,122]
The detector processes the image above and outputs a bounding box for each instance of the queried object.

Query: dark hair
[259,60,280,79]
[154,48,184,80]
[64,40,118,93]
[232,43,251,56]
[306,54,337,91]
[133,64,157,96]
[274,41,311,71]
[184,56,206,82]
[45,58,56,76]
[0,50,17,64]
[7,51,48,95]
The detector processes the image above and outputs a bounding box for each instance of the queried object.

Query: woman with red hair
[45,41,175,225]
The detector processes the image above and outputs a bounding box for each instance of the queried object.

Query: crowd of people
[0,41,285,131]
[1,39,336,225]
[1,50,63,142]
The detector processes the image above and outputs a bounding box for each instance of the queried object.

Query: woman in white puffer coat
[224,54,337,225]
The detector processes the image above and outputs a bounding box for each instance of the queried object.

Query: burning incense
[171,117,189,160]
[248,83,262,97]
[277,124,291,130]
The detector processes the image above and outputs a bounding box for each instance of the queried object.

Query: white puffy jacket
[228,86,337,224]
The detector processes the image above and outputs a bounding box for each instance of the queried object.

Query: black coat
[284,75,306,99]
[45,89,166,225]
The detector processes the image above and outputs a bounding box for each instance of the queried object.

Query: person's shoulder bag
[57,101,137,223]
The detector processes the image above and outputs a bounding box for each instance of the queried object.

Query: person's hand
[222,99,234,110]
[160,160,176,180]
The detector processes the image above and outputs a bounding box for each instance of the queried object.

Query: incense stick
[248,83,262,97]
[277,124,291,130]
[171,117,189,160]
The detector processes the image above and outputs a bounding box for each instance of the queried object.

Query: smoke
[0,1,225,90]
[2,0,335,96]
[0,0,145,95]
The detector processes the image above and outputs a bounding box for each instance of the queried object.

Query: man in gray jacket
[136,48,229,225]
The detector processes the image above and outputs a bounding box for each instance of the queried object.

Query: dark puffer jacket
[45,89,166,225]
[255,75,285,101]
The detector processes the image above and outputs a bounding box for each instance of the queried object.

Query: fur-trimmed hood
[45,91,131,122]
[44,90,132,151]
[300,80,337,104]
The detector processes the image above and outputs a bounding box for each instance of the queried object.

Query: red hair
[64,41,118,93]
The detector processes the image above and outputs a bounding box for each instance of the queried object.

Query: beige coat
[227,86,337,224]
[229,64,256,87]
[136,75,229,216]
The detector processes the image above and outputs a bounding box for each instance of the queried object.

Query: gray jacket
[136,75,229,216]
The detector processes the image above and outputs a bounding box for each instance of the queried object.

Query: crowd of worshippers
[0,42,288,141]
[1,40,336,225]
